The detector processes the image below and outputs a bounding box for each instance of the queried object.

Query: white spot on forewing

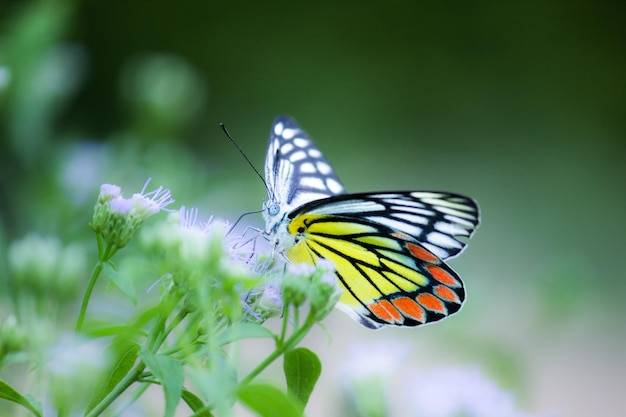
[281,143,294,154]
[366,216,423,236]
[289,150,307,162]
[300,162,316,173]
[390,212,429,225]
[316,161,332,174]
[433,205,476,220]
[294,138,310,148]
[310,200,385,215]
[274,122,284,135]
[385,198,425,208]
[300,176,326,190]
[308,149,322,158]
[427,232,462,249]
[434,221,469,236]
[422,198,474,213]
[390,205,434,216]
[411,192,445,199]
[444,214,475,228]
[326,178,344,194]
[292,192,334,207]
[371,193,401,199]
[282,128,297,139]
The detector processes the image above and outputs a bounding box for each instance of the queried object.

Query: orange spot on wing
[407,243,440,263]
[427,264,461,288]
[368,300,402,323]
[391,232,412,241]
[433,285,461,304]
[392,297,426,323]
[416,293,447,314]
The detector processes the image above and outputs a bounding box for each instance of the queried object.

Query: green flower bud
[281,263,314,308]
[309,259,342,320]
[8,234,86,299]
[248,283,283,322]
[90,184,122,233]
[92,181,174,249]
[0,315,27,363]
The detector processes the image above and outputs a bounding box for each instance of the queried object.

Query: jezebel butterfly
[263,116,479,329]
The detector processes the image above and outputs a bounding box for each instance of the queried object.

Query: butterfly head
[262,197,298,255]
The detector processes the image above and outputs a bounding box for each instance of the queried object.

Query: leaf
[283,347,321,408]
[0,378,42,417]
[86,341,140,413]
[140,350,183,417]
[182,389,214,417]
[217,322,275,346]
[103,261,137,305]
[237,383,303,417]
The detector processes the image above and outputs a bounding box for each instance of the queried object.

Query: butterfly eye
[267,202,280,216]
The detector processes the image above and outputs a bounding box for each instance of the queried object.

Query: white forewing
[264,116,346,213]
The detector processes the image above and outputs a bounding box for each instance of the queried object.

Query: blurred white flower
[339,341,409,417]
[407,366,539,417]
[45,333,111,411]
[340,340,409,380]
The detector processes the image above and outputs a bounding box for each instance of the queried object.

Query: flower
[244,282,284,323]
[406,366,539,417]
[339,341,409,417]
[129,180,174,222]
[91,180,174,249]
[45,333,111,412]
[8,234,86,299]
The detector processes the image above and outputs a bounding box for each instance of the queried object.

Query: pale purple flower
[287,262,316,277]
[99,183,122,201]
[130,180,174,220]
[109,196,133,214]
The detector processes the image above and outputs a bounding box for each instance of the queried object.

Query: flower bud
[308,259,342,320]
[0,315,27,363]
[92,181,174,250]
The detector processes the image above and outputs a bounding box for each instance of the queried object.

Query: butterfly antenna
[220,123,268,191]
[226,208,263,236]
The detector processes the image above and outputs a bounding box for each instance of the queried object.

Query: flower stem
[240,314,315,385]
[85,362,146,417]
[75,260,105,332]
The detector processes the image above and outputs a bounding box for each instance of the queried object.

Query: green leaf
[182,389,214,416]
[237,383,303,417]
[283,347,322,407]
[217,322,275,346]
[86,341,140,413]
[0,378,42,417]
[103,261,137,305]
[140,350,184,417]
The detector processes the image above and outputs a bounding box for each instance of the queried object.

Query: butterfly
[262,116,479,329]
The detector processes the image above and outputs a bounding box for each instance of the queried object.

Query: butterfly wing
[285,192,479,329]
[262,116,480,329]
[264,115,345,212]
[300,191,480,260]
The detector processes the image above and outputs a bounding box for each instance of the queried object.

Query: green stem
[75,260,105,332]
[150,308,188,353]
[279,304,290,343]
[85,362,146,417]
[76,239,116,332]
[240,314,315,385]
[113,382,151,416]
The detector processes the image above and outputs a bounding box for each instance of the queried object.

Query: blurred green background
[1,1,624,416]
